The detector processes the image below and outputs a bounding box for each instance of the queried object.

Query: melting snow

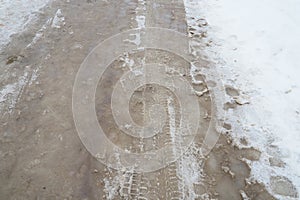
[184,0,300,199]
[0,70,30,113]
[0,0,50,49]
[51,9,65,29]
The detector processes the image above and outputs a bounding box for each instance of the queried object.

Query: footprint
[225,85,240,97]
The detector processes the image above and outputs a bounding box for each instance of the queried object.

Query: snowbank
[184,0,300,199]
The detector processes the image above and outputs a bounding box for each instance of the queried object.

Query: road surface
[0,0,276,199]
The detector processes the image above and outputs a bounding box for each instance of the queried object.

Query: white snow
[0,84,15,103]
[26,17,52,49]
[0,0,50,49]
[0,69,30,113]
[51,9,65,29]
[184,0,300,199]
[124,0,145,47]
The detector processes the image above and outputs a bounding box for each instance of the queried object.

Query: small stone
[194,88,208,97]
[285,89,292,94]
[221,166,235,178]
[240,190,250,200]
[233,96,250,105]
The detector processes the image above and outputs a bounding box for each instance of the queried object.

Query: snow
[184,0,300,199]
[0,69,30,113]
[124,0,146,47]
[26,17,52,49]
[0,0,50,49]
[51,9,65,29]
[0,84,15,103]
[0,0,299,198]
[0,1,53,113]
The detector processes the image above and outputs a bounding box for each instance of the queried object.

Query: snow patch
[26,18,52,48]
[51,9,65,29]
[184,0,300,199]
[0,69,30,113]
[0,0,50,49]
[124,0,145,47]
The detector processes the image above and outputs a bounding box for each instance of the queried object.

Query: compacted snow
[184,0,300,199]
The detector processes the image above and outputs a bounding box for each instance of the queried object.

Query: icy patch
[0,0,50,49]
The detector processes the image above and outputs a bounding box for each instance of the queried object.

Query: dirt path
[0,0,276,199]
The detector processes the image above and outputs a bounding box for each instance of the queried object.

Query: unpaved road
[0,0,276,199]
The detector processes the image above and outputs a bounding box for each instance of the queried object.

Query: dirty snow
[51,9,65,29]
[184,0,300,199]
[0,69,30,113]
[125,0,145,47]
[0,1,56,114]
[26,17,52,49]
[0,0,50,49]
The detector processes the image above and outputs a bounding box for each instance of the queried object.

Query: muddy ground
[0,0,277,199]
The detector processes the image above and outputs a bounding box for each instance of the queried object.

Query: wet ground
[0,0,278,199]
